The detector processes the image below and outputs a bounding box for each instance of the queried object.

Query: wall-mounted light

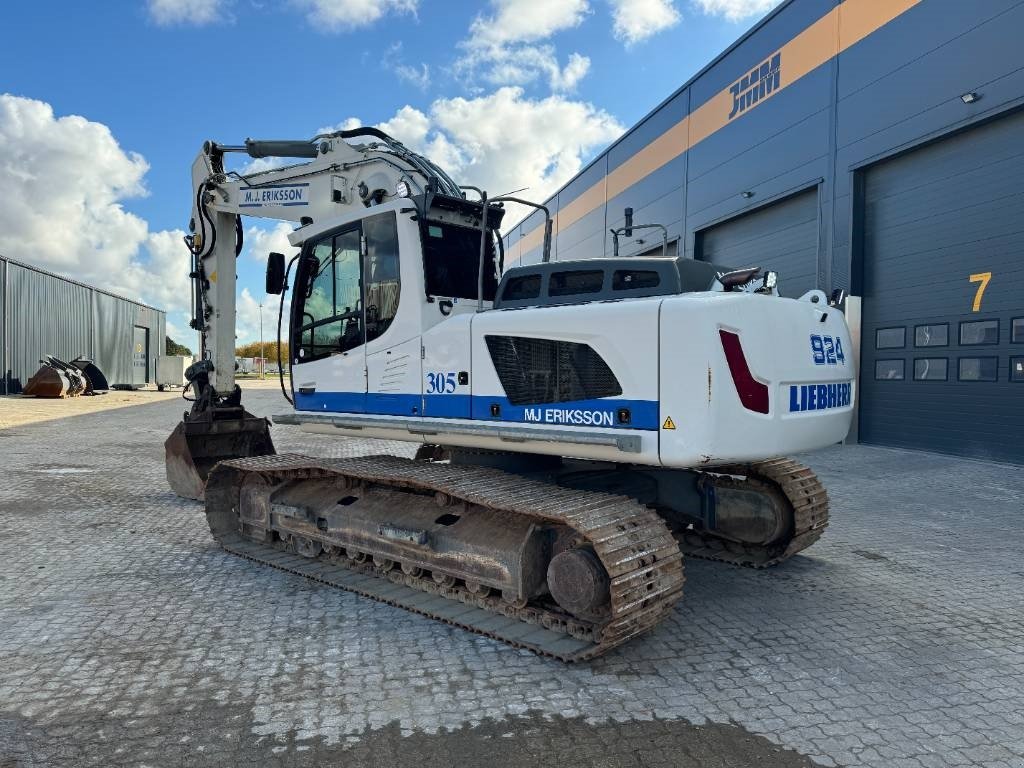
[960,92,979,104]
[740,190,754,199]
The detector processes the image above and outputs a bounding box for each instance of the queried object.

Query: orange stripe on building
[513,0,923,259]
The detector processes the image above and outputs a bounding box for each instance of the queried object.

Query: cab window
[295,228,363,362]
[363,212,401,343]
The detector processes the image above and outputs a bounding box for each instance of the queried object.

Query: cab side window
[363,212,400,343]
[295,228,363,362]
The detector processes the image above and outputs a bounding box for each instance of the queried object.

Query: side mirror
[265,252,286,295]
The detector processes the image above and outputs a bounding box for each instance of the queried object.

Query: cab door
[362,211,423,416]
[291,226,367,413]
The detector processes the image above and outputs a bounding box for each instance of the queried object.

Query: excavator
[165,126,854,661]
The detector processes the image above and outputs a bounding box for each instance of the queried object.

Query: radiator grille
[484,336,622,406]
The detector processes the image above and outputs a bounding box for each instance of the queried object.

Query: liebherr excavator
[165,126,854,661]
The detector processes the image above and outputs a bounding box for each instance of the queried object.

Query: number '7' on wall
[969,272,991,312]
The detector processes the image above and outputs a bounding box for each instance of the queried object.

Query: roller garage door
[859,110,1024,464]
[697,187,819,298]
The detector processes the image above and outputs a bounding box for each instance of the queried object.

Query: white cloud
[148,0,225,25]
[236,287,287,345]
[693,0,781,22]
[237,156,293,175]
[294,0,418,31]
[472,0,591,46]
[609,0,680,45]
[244,222,300,262]
[457,0,592,92]
[394,62,431,90]
[347,87,623,223]
[315,117,364,136]
[381,42,431,90]
[0,93,204,346]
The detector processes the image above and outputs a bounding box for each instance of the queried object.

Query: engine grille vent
[484,336,622,406]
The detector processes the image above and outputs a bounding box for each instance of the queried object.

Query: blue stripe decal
[295,391,659,431]
[295,391,367,413]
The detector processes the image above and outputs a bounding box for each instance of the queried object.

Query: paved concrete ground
[1,384,1022,767]
[0,388,178,430]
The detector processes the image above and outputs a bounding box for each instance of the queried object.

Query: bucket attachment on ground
[22,355,90,398]
[71,357,109,393]
[164,360,275,500]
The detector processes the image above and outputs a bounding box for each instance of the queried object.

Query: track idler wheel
[547,548,610,619]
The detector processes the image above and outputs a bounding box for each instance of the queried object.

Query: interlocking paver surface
[1,383,1022,767]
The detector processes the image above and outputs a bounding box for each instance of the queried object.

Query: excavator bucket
[22,362,71,398]
[164,409,275,500]
[71,357,109,392]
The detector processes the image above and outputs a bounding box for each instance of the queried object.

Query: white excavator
[165,126,854,660]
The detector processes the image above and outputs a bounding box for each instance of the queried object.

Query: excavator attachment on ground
[164,360,275,500]
[23,355,105,397]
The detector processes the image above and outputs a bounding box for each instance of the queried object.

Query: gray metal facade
[504,0,1024,463]
[695,187,819,298]
[0,256,166,394]
[858,109,1024,464]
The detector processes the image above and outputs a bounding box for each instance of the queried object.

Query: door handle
[298,385,316,395]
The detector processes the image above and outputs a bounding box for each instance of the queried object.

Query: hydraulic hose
[277,255,301,405]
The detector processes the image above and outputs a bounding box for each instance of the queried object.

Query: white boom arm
[186,128,464,393]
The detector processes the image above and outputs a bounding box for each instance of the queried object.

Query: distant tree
[235,340,289,366]
[166,336,193,356]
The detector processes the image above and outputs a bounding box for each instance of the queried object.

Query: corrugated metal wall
[8,262,93,387]
[0,256,166,393]
[92,291,135,387]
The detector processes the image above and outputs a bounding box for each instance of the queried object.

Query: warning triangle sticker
[662,416,676,430]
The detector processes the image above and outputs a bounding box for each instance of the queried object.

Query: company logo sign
[524,407,614,427]
[789,382,852,413]
[729,52,781,120]
[238,183,310,208]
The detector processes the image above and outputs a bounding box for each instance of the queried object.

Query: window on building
[1011,357,1024,382]
[875,328,905,349]
[913,358,947,381]
[875,359,905,380]
[960,320,998,345]
[958,357,998,382]
[914,324,948,347]
[1011,318,1024,343]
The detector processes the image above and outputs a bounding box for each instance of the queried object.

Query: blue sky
[1,0,779,346]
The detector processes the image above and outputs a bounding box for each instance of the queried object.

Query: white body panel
[290,277,854,468]
[183,132,851,470]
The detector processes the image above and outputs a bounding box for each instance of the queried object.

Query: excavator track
[204,453,685,662]
[677,458,829,568]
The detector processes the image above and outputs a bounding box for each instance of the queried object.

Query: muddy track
[676,458,830,568]
[205,454,686,661]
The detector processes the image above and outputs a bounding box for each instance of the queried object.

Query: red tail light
[719,330,769,414]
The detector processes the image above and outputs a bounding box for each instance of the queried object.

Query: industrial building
[504,0,1024,464]
[0,256,166,394]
